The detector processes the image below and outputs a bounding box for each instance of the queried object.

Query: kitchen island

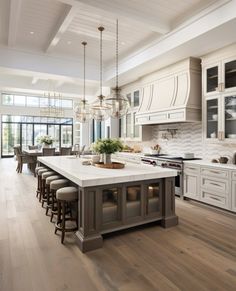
[38,156,178,252]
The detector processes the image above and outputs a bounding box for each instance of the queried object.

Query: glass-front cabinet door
[102,187,122,228]
[223,59,236,92]
[126,185,142,221]
[204,64,220,95]
[223,95,236,140]
[206,97,219,140]
[145,182,161,218]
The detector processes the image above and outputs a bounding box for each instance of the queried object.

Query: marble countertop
[38,156,177,187]
[184,160,236,170]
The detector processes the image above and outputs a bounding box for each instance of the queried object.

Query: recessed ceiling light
[67,41,72,45]
[30,31,34,35]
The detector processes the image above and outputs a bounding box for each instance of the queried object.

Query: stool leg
[45,185,51,216]
[55,200,61,234]
[61,201,66,244]
[50,190,57,222]
[41,181,46,207]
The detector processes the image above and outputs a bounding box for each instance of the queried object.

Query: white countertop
[184,160,236,170]
[38,156,177,187]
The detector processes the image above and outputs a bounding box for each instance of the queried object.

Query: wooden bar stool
[37,168,49,199]
[35,166,46,197]
[41,171,56,206]
[45,175,62,216]
[55,186,78,244]
[50,179,70,222]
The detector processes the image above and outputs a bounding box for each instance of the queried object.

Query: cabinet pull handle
[209,182,221,187]
[210,196,220,201]
[208,170,220,174]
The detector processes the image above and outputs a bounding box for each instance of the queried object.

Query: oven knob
[152,161,157,166]
[161,163,167,167]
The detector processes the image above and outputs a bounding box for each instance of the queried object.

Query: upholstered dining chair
[42,148,56,156]
[60,147,72,156]
[14,146,35,173]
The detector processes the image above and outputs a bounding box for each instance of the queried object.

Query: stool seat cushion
[50,179,69,191]
[46,175,61,185]
[35,166,46,174]
[38,168,49,176]
[56,186,78,201]
[42,171,55,179]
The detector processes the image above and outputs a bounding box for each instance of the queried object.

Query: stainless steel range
[141,154,200,198]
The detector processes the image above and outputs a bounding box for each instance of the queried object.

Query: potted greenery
[37,135,54,148]
[93,138,123,164]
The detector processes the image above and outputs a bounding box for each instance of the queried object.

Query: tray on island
[94,162,125,169]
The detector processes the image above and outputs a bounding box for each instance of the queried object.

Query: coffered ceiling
[0,0,235,98]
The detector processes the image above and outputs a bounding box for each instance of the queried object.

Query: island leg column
[161,177,179,228]
[75,186,103,252]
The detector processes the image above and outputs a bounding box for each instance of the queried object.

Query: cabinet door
[184,173,199,199]
[223,57,236,92]
[203,63,221,96]
[223,94,236,140]
[205,97,220,140]
[231,181,236,212]
[125,185,142,222]
[145,182,162,218]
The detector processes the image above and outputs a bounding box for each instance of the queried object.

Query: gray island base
[38,156,178,252]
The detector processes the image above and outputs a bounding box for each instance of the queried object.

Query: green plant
[93,138,123,154]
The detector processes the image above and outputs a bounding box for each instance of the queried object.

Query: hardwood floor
[0,158,236,291]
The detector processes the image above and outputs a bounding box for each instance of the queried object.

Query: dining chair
[60,147,72,156]
[28,145,39,150]
[14,146,35,173]
[42,148,56,156]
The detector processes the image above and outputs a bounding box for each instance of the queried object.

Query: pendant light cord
[82,41,87,103]
[116,19,118,89]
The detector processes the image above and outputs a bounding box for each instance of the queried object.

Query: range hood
[135,58,201,125]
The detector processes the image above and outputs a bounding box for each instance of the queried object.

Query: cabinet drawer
[184,164,200,174]
[232,171,236,181]
[201,190,229,209]
[201,177,228,194]
[201,167,229,179]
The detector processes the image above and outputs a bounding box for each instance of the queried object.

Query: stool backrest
[28,145,38,150]
[60,147,72,156]
[42,148,56,156]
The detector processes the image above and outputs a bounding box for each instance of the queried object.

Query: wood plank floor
[0,158,236,291]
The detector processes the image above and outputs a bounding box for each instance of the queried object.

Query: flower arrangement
[37,135,54,145]
[93,138,123,154]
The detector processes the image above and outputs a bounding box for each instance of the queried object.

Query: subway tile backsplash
[126,123,236,162]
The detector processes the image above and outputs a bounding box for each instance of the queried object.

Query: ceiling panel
[0,0,10,45]
[16,0,67,50]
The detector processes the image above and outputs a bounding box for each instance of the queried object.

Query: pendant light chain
[82,41,87,103]
[99,27,104,99]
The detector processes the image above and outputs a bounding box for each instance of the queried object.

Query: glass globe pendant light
[74,41,91,123]
[91,26,112,122]
[105,19,130,118]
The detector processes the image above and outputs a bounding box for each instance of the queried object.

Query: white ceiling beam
[8,0,22,46]
[31,77,39,85]
[58,0,170,34]
[46,4,78,53]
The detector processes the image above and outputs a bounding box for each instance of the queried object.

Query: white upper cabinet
[202,44,236,143]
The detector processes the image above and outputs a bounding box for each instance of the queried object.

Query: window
[1,93,73,109]
[1,115,73,157]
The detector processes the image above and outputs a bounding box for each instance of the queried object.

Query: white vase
[43,143,50,148]
[104,153,112,164]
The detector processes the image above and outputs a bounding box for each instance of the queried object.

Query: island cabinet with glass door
[202,45,236,143]
[119,88,152,141]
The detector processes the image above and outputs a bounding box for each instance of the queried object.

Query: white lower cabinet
[184,162,235,212]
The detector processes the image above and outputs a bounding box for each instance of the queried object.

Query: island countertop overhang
[38,156,177,187]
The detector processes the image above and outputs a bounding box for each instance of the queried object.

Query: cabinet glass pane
[224,95,236,138]
[206,66,218,93]
[206,99,218,139]
[225,60,236,89]
[147,183,160,214]
[119,116,125,138]
[126,185,141,218]
[126,113,132,137]
[134,90,140,107]
[133,113,140,138]
[102,188,120,224]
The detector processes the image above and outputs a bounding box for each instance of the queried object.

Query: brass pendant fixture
[74,41,91,123]
[91,26,112,122]
[105,19,130,118]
